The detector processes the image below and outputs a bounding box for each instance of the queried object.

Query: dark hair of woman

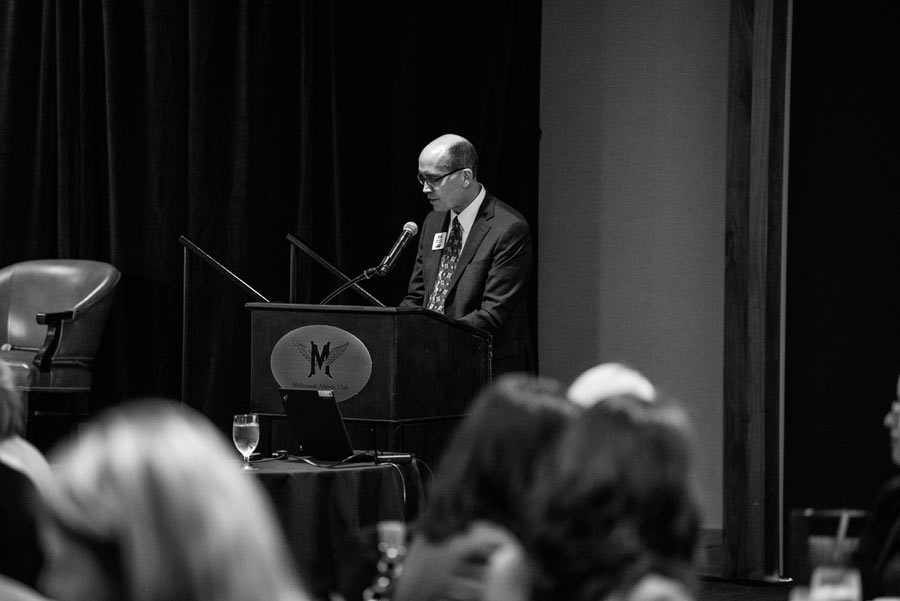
[525,394,702,601]
[417,374,578,543]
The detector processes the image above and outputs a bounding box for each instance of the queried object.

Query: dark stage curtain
[784,3,900,512]
[0,0,542,433]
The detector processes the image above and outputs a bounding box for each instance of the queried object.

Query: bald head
[418,133,481,213]
[419,134,479,180]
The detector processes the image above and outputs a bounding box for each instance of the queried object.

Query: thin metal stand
[286,233,384,307]
[179,235,269,407]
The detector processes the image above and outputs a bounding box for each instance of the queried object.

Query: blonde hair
[43,399,308,601]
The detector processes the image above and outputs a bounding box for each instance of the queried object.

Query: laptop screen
[279,388,356,460]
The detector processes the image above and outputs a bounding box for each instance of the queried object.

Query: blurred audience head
[0,360,25,439]
[418,373,579,542]
[524,392,701,601]
[567,362,656,407]
[884,374,900,466]
[38,399,308,601]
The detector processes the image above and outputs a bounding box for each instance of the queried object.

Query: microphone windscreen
[403,222,419,236]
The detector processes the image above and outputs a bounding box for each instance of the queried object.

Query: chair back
[0,260,121,360]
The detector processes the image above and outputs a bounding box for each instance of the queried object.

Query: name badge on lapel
[432,232,447,250]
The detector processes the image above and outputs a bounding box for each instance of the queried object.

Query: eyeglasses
[417,167,465,187]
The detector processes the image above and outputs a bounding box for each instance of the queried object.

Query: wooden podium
[247,303,491,465]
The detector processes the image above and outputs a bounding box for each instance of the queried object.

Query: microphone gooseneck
[319,221,419,305]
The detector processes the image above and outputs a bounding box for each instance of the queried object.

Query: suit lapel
[447,195,495,294]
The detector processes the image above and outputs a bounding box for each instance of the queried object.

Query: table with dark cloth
[252,458,425,601]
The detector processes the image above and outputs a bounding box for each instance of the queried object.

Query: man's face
[885,400,900,466]
[417,150,467,213]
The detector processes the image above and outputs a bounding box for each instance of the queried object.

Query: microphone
[376,222,419,276]
[320,221,419,304]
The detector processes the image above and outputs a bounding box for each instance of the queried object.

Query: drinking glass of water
[232,413,260,471]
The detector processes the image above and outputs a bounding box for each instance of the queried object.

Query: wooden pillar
[723,0,791,580]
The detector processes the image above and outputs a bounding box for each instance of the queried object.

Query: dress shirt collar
[451,185,486,248]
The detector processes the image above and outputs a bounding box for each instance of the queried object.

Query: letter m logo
[293,339,350,380]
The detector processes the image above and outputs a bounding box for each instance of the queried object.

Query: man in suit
[401,134,534,375]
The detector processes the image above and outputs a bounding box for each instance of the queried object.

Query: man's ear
[462,168,474,187]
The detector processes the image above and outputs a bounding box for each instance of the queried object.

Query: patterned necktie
[427,218,463,313]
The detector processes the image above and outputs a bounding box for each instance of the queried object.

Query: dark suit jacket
[401,192,534,374]
[0,463,42,589]
[855,475,900,598]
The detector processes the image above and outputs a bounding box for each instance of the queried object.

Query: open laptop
[279,388,412,463]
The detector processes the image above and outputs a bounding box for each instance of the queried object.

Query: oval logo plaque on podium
[270,325,372,402]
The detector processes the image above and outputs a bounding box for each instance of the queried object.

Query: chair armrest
[34,311,75,372]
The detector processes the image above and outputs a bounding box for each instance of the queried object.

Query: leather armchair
[0,259,120,431]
